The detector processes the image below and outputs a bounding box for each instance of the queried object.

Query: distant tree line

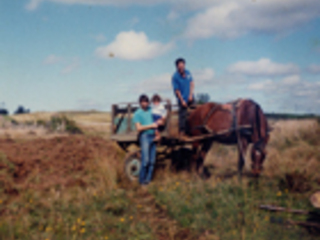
[0,109,8,115]
[265,113,319,120]
[196,93,210,104]
[0,105,30,116]
[14,106,30,115]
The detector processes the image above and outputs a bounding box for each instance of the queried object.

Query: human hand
[181,101,187,108]
[152,123,158,129]
[157,119,164,126]
[188,95,193,103]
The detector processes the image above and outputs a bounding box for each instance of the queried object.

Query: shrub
[36,119,46,127]
[65,118,83,134]
[49,115,83,134]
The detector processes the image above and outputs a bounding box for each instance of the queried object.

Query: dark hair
[175,58,186,67]
[139,94,149,103]
[152,94,162,102]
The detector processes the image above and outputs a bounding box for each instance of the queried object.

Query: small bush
[65,118,83,134]
[36,119,46,127]
[49,115,83,134]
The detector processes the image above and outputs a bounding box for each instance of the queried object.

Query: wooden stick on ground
[259,204,309,215]
[287,220,320,229]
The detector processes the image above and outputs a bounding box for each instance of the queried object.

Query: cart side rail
[111,99,174,140]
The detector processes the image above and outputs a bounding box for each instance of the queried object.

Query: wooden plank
[111,124,252,144]
[127,104,132,133]
[111,133,138,142]
[111,104,117,134]
[164,100,172,137]
[259,205,309,215]
[112,131,172,143]
[114,115,125,134]
[182,125,252,143]
[115,107,139,114]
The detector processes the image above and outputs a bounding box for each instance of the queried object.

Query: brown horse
[186,99,270,178]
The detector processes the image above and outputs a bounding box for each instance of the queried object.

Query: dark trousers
[178,106,188,133]
[178,101,194,133]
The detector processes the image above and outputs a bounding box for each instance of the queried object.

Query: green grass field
[0,114,319,240]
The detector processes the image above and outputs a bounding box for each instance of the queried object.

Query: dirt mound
[0,136,120,194]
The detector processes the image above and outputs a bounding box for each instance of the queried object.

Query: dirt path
[129,188,201,240]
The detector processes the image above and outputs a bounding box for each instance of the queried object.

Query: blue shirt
[133,107,155,135]
[172,69,193,104]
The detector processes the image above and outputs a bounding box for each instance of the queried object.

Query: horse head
[251,142,267,177]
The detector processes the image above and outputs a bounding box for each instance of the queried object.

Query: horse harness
[194,99,244,136]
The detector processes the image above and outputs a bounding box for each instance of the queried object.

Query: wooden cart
[110,100,252,180]
[110,100,187,180]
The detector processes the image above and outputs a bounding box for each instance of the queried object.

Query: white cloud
[26,0,214,11]
[281,75,301,85]
[137,73,172,93]
[193,68,215,84]
[43,54,62,65]
[43,55,81,74]
[92,34,107,42]
[248,75,300,90]
[128,17,140,26]
[26,0,42,10]
[184,0,320,39]
[61,58,80,74]
[135,68,215,93]
[307,64,320,74]
[248,80,273,90]
[95,31,173,61]
[228,58,300,77]
[167,10,179,21]
[26,0,320,41]
[247,75,320,113]
[76,98,106,110]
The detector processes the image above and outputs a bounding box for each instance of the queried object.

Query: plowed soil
[0,136,120,194]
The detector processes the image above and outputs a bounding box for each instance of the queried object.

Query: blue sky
[1,0,320,113]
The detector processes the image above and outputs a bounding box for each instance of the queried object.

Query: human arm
[175,90,187,107]
[172,75,187,107]
[133,111,158,133]
[157,104,167,125]
[188,72,194,103]
[188,81,194,103]
[135,122,157,133]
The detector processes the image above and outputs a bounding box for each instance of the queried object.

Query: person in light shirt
[151,94,167,141]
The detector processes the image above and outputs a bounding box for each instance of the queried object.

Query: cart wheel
[124,151,141,181]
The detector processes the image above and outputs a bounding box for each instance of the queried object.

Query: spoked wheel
[124,151,141,181]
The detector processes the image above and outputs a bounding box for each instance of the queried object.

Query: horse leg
[197,140,212,179]
[237,136,248,180]
[191,142,200,173]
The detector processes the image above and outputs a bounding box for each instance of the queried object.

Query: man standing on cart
[133,94,158,185]
[172,58,195,139]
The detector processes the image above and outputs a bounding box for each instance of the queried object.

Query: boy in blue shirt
[172,58,194,138]
[133,95,158,185]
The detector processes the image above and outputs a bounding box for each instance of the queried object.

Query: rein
[192,104,221,133]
